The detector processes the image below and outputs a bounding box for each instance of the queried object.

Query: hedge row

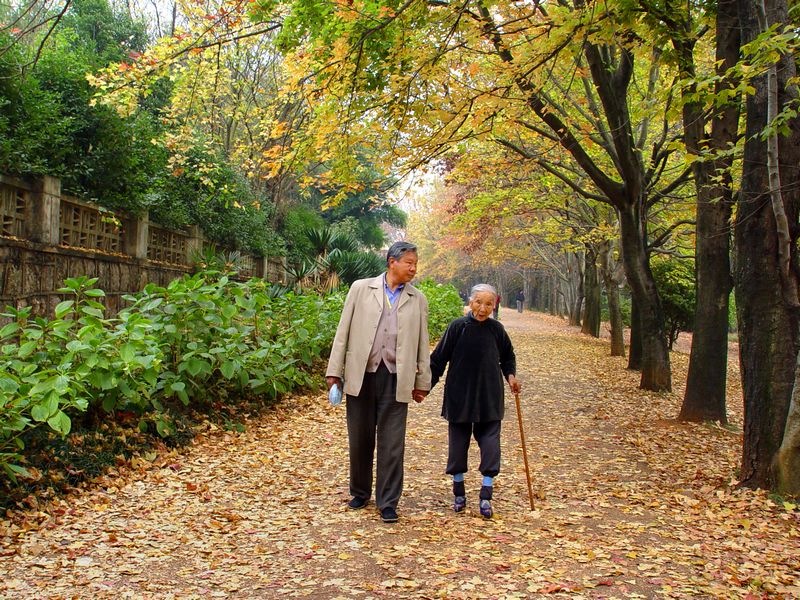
[0,273,344,482]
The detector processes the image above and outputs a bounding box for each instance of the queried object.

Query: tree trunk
[619,204,671,390]
[569,252,584,326]
[599,242,625,356]
[777,351,800,494]
[607,278,625,357]
[581,246,601,337]
[170,1,178,36]
[736,198,798,488]
[735,0,800,490]
[680,0,740,423]
[628,298,642,370]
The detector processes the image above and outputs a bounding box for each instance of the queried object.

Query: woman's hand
[326,376,342,390]
[507,374,521,394]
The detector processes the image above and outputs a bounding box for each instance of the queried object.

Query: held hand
[508,375,522,395]
[412,389,429,403]
[326,376,342,390]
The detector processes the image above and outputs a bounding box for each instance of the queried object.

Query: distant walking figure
[516,290,525,313]
[429,283,521,518]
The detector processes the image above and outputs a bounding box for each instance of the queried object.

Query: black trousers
[446,420,502,478]
[346,363,408,510]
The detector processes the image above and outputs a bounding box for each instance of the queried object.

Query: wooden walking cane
[514,391,535,510]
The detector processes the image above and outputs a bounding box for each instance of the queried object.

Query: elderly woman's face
[469,291,496,321]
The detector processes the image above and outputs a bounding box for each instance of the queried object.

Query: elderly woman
[430,284,521,518]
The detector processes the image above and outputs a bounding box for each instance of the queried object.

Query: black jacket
[430,314,516,423]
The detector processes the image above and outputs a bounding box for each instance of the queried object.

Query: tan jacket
[326,274,432,402]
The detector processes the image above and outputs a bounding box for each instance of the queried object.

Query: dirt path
[1,311,798,599]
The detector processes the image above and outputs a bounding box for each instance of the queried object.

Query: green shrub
[601,290,632,327]
[728,291,737,333]
[417,279,464,341]
[651,256,696,349]
[0,273,344,483]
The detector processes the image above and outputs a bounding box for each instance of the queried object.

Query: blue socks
[452,474,494,490]
[452,473,494,486]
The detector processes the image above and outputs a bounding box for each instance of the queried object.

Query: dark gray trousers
[446,420,502,477]
[346,363,408,510]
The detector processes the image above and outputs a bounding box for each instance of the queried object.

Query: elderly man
[326,241,432,523]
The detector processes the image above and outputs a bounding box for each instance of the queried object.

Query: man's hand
[507,374,522,394]
[412,389,429,403]
[326,376,342,390]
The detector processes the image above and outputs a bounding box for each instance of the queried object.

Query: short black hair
[386,241,417,264]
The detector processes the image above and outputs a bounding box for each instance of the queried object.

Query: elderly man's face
[470,291,496,321]
[388,251,418,284]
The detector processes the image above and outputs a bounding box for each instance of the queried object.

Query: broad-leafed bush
[0,273,344,483]
[416,279,465,341]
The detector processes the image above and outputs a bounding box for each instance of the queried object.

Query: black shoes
[349,498,398,522]
[380,507,398,523]
[348,497,368,510]
[453,480,467,512]
[479,485,494,518]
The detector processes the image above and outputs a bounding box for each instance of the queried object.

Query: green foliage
[60,0,149,62]
[728,291,737,333]
[282,205,326,262]
[601,290,632,327]
[149,144,284,256]
[0,273,344,482]
[0,2,161,213]
[328,250,385,286]
[319,172,407,250]
[289,225,384,290]
[0,1,283,256]
[416,279,464,341]
[0,34,71,176]
[651,256,696,349]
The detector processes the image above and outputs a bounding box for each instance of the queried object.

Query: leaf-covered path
[2,311,798,599]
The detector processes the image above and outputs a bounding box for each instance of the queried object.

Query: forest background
[1,0,799,501]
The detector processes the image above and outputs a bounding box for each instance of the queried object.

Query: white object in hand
[328,382,343,406]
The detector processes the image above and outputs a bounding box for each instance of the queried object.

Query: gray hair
[386,241,418,264]
[469,283,497,300]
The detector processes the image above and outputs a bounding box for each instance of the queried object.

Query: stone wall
[0,174,285,317]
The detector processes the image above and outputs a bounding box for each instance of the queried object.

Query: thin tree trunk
[607,280,625,357]
[778,351,800,494]
[581,246,601,337]
[170,1,177,36]
[599,242,625,356]
[569,252,584,326]
[628,298,642,370]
